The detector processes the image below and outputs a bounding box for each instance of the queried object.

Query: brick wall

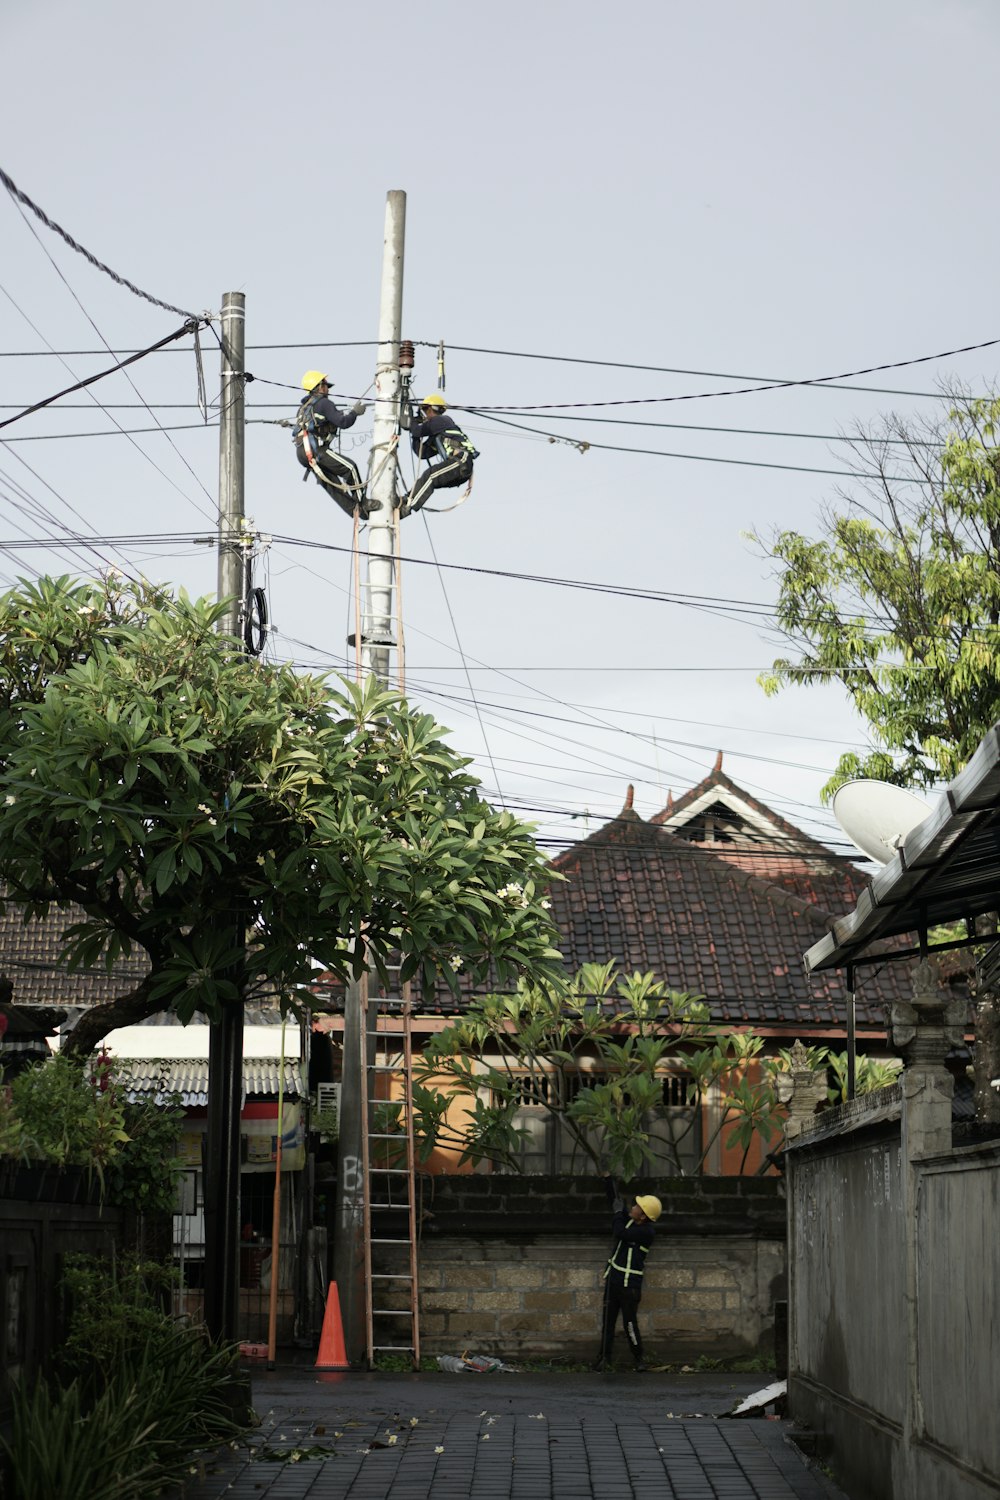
[387,1175,785,1363]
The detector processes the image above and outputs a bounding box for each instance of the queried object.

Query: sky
[2,0,998,860]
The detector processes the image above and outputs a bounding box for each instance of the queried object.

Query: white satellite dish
[832,779,933,865]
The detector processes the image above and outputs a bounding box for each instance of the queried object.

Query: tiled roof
[547,808,913,1031]
[119,1058,303,1107]
[650,759,871,911]
[0,899,148,1008]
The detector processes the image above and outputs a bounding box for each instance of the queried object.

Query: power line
[411,341,976,401]
[468,407,926,481]
[0,402,945,448]
[444,334,1000,411]
[0,319,202,433]
[6,198,221,521]
[0,164,199,319]
[420,514,506,809]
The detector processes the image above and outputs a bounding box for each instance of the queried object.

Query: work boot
[361,496,381,517]
[633,1362,648,1373]
[590,1358,610,1372]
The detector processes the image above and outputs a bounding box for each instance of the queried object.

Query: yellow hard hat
[302,370,330,392]
[635,1194,662,1222]
[420,392,447,409]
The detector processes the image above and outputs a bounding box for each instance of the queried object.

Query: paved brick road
[179,1369,846,1500]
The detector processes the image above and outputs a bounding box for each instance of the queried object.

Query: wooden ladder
[360,977,421,1369]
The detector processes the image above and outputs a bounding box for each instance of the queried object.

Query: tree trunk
[61,976,160,1058]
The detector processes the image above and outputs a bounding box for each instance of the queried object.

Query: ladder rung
[371,1272,413,1281]
[371,1309,414,1317]
[372,1344,415,1352]
[372,1236,414,1244]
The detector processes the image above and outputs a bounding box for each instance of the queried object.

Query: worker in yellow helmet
[294,371,372,518]
[401,392,479,518]
[593,1170,662,1372]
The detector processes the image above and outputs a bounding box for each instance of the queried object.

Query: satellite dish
[832,779,932,864]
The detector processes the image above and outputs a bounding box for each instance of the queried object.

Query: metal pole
[204,291,246,1345]
[362,190,406,684]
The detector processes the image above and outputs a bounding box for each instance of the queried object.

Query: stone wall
[787,1103,1000,1500]
[383,1175,786,1363]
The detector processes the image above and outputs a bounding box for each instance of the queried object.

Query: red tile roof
[548,806,910,1033]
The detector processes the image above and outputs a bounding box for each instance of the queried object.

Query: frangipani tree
[413,964,799,1178]
[0,576,563,1054]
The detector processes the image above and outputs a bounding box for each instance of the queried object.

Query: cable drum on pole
[243,586,268,656]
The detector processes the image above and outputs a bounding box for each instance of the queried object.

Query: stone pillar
[780,1040,828,1144]
[891,959,964,1494]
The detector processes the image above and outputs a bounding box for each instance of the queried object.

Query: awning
[805,723,1000,973]
[120,1057,303,1108]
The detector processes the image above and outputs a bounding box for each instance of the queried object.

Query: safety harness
[294,391,363,501]
[603,1237,650,1289]
[434,425,480,464]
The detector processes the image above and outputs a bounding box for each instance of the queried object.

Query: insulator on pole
[437,339,446,391]
[399,339,415,370]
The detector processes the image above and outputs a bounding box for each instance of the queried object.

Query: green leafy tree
[751,390,1000,798]
[0,576,562,1055]
[412,964,804,1178]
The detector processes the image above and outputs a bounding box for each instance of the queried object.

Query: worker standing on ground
[402,393,478,517]
[294,371,371,518]
[594,1171,661,1372]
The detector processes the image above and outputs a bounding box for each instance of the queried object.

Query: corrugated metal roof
[805,724,1000,973]
[119,1058,303,1107]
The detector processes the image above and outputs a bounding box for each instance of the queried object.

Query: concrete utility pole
[333,193,406,1364]
[205,290,247,1345]
[362,189,406,682]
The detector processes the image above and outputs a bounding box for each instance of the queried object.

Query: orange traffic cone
[315,1281,350,1370]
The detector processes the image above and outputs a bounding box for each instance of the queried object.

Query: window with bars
[493,1069,701,1173]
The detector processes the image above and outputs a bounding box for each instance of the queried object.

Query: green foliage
[2,1054,129,1187]
[0,575,563,1050]
[58,1256,177,1380]
[412,966,793,1178]
[823,1049,900,1103]
[1,1255,246,1500]
[0,1055,182,1210]
[105,1093,185,1214]
[750,392,1000,796]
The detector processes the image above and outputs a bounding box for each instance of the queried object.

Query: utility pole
[362,189,406,682]
[333,192,406,1364]
[205,290,246,1346]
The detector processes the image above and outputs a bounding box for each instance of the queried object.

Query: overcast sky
[2,0,997,856]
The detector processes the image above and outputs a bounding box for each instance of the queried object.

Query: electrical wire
[0,317,202,433]
[419,512,506,808]
[0,164,198,319]
[465,406,931,480]
[441,334,1000,411]
[6,197,221,520]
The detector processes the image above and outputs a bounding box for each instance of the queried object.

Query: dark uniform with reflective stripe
[295,393,366,518]
[597,1175,656,1368]
[406,410,477,516]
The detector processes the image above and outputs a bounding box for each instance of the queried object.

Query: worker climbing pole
[293,370,370,518]
[401,390,478,518]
